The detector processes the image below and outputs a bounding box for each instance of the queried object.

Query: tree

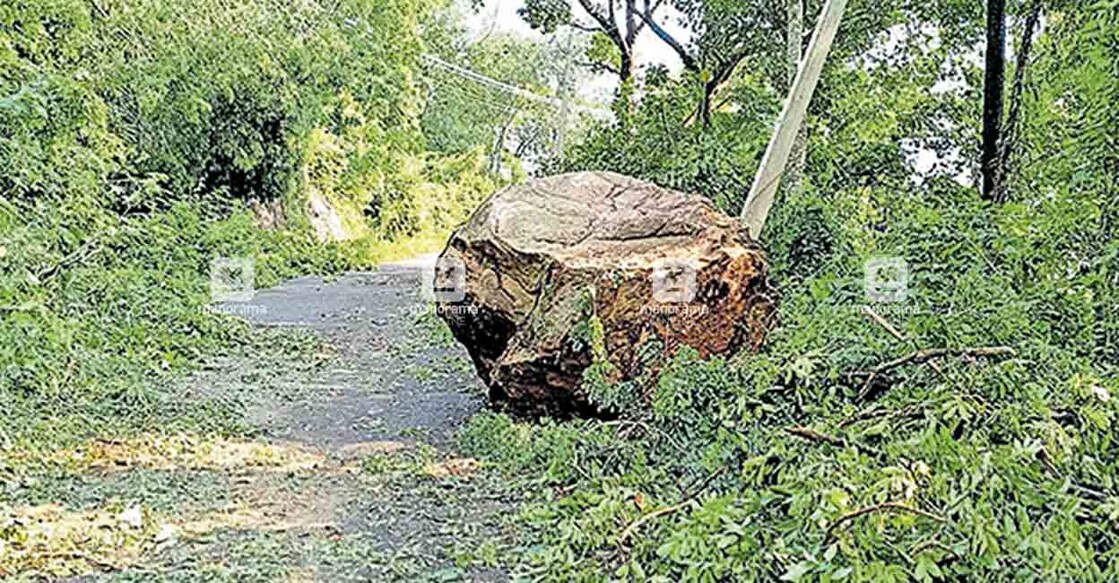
[992,0,1044,202]
[519,0,785,124]
[981,0,1007,200]
[981,0,1049,202]
[519,0,651,83]
[641,0,784,125]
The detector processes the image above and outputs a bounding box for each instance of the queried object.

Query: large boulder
[435,171,778,417]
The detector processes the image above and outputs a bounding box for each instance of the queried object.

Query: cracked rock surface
[437,171,779,417]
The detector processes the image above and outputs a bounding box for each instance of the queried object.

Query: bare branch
[579,60,620,75]
[872,346,1016,375]
[631,0,665,37]
[636,0,697,71]
[785,426,879,456]
[575,0,619,41]
[623,0,639,46]
[567,21,600,33]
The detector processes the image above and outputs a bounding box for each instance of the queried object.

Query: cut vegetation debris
[2,0,1117,580]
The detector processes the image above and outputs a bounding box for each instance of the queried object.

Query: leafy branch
[825,501,948,542]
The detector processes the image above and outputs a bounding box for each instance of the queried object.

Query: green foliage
[585,32,623,77]
[555,71,778,212]
[459,411,610,485]
[0,198,341,449]
[1014,0,1118,362]
[1,0,492,231]
[0,0,501,451]
[461,180,1119,579]
[517,0,572,33]
[3,0,1117,579]
[460,1,1119,580]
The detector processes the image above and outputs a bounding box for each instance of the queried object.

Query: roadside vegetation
[2,0,1117,580]
[0,0,504,452]
[2,2,511,574]
[461,0,1119,580]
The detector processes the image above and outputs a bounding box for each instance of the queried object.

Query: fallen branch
[35,242,103,282]
[860,305,906,342]
[909,538,962,560]
[786,426,846,447]
[617,500,691,544]
[875,347,1016,372]
[858,346,1016,400]
[825,501,947,542]
[617,465,726,544]
[860,306,948,380]
[785,426,878,456]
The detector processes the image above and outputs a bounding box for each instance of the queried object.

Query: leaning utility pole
[782,0,807,197]
[740,0,848,239]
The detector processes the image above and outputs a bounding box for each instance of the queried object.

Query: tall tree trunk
[981,0,1007,200]
[698,64,738,126]
[619,49,634,83]
[994,0,1043,203]
[619,0,639,85]
[700,82,714,125]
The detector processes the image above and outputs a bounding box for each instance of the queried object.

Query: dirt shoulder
[3,263,517,581]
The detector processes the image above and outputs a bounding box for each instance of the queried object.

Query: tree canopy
[2,0,1117,579]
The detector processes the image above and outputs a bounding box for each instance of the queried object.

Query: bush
[0,0,495,449]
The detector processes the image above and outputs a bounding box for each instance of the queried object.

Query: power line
[420,53,611,120]
[425,75,520,113]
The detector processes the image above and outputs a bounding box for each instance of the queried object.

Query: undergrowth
[459,183,1119,581]
[0,0,493,455]
[0,200,330,452]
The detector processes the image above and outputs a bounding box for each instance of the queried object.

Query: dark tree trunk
[700,82,714,126]
[698,63,738,127]
[981,0,1007,200]
[619,50,634,83]
[994,0,1044,203]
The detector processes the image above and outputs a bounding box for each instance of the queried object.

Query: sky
[462,0,691,103]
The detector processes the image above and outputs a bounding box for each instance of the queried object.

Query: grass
[339,230,450,267]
